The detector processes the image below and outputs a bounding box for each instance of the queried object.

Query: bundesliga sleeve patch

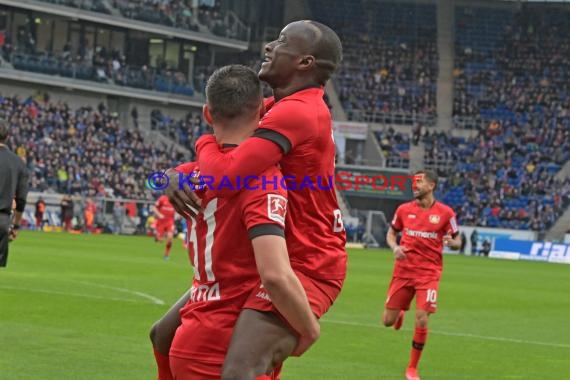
[267,194,287,226]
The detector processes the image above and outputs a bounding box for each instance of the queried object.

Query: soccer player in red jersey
[154,195,176,260]
[167,65,318,380]
[193,21,347,378]
[151,20,346,379]
[382,170,461,380]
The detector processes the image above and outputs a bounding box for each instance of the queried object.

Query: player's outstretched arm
[196,135,283,197]
[251,235,320,356]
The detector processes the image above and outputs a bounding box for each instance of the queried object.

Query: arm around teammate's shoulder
[195,135,283,197]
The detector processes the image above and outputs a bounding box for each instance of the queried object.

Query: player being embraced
[382,170,461,380]
[158,65,319,380]
[154,194,175,260]
[151,20,347,380]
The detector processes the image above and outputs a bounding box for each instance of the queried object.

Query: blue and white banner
[490,239,570,264]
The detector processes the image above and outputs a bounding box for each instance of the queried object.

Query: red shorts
[169,356,280,380]
[385,276,440,313]
[243,269,344,319]
[169,272,343,379]
[156,220,174,239]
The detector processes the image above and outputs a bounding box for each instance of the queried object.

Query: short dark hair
[0,119,8,142]
[415,169,438,187]
[307,21,343,85]
[205,65,262,121]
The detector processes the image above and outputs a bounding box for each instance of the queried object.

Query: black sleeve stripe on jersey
[248,224,285,240]
[390,224,401,232]
[253,128,292,154]
[451,231,459,238]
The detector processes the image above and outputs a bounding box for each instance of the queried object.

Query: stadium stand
[453,5,569,125]
[309,0,437,125]
[375,127,410,169]
[0,0,567,236]
[150,109,209,155]
[1,93,196,199]
[35,0,246,39]
[6,48,196,97]
[437,4,570,231]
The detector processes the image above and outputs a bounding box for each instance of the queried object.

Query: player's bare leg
[155,228,163,243]
[163,230,174,260]
[406,310,430,380]
[382,308,405,330]
[221,309,297,380]
[149,289,190,380]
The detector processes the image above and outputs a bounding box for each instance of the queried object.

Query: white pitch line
[321,319,570,349]
[0,285,152,304]
[70,281,165,305]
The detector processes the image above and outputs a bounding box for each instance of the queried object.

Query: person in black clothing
[481,239,491,257]
[470,229,479,256]
[35,197,45,230]
[60,195,74,231]
[0,120,29,267]
[460,231,467,255]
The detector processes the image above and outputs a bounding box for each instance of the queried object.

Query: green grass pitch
[1,232,569,379]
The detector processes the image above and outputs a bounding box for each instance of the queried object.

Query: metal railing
[453,115,485,129]
[24,192,167,236]
[7,52,196,97]
[347,109,436,126]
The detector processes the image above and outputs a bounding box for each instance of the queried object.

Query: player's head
[259,20,343,88]
[412,170,438,199]
[0,119,8,143]
[204,64,263,127]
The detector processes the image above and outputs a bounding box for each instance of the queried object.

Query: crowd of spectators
[4,39,196,97]
[445,5,570,231]
[36,0,244,40]
[336,34,437,124]
[309,0,438,125]
[1,93,188,200]
[426,119,569,231]
[150,109,209,154]
[374,127,410,168]
[453,6,570,122]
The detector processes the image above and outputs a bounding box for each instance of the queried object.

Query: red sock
[164,241,172,257]
[153,349,173,380]
[408,327,428,369]
[256,363,283,380]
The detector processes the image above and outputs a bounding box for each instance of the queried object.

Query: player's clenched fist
[393,245,407,260]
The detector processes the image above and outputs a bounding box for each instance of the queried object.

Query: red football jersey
[155,195,175,221]
[391,200,459,280]
[196,87,347,280]
[261,87,346,280]
[169,164,287,363]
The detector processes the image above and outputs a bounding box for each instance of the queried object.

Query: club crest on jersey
[267,194,287,225]
[429,215,440,224]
